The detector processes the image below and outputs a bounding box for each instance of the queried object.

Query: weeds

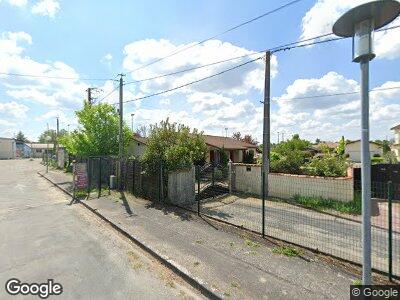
[272,246,299,257]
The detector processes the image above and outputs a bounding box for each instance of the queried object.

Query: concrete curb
[37,171,221,300]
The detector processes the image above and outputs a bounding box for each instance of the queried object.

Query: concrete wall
[0,138,16,159]
[232,163,354,202]
[168,167,195,205]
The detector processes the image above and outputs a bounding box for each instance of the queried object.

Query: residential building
[344,140,383,162]
[128,136,148,158]
[391,124,400,160]
[0,137,16,159]
[30,143,54,158]
[127,134,258,163]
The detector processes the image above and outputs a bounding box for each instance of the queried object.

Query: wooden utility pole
[261,51,271,237]
[56,117,59,164]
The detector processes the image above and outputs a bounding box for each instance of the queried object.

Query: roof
[315,142,339,149]
[30,143,54,149]
[132,135,148,145]
[0,137,15,141]
[345,140,381,146]
[131,134,258,150]
[391,124,400,130]
[203,135,258,150]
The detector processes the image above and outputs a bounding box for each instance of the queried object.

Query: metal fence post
[159,162,164,202]
[197,166,201,216]
[98,157,101,198]
[132,160,135,195]
[388,181,393,281]
[87,158,91,196]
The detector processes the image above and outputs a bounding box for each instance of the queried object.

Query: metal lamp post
[333,0,400,285]
[131,113,135,132]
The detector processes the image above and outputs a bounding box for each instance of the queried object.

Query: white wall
[0,138,16,159]
[233,164,354,202]
[128,141,146,158]
[345,141,382,162]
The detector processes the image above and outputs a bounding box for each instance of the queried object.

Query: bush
[372,153,381,157]
[371,156,384,164]
[270,150,309,174]
[243,150,255,164]
[303,155,347,177]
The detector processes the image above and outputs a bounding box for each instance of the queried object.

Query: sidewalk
[40,169,358,299]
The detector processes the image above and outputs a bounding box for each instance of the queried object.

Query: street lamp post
[333,0,400,285]
[131,113,135,132]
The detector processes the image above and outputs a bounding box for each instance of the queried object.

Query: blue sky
[0,0,399,143]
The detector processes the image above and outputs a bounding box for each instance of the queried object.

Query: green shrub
[371,156,384,164]
[303,155,347,177]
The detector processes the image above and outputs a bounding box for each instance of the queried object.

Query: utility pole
[261,51,271,237]
[281,132,285,142]
[118,74,124,190]
[87,88,92,105]
[56,117,59,164]
[46,123,49,173]
[277,131,280,144]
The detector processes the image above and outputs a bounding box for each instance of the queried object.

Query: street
[0,159,201,299]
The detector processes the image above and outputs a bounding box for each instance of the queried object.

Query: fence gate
[196,163,229,200]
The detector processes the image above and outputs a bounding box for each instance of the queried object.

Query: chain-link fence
[192,162,399,280]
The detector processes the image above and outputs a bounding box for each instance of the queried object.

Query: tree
[231,132,258,145]
[232,132,242,141]
[336,136,346,156]
[59,102,132,156]
[38,129,67,144]
[136,125,149,137]
[292,134,300,140]
[315,138,321,144]
[16,131,28,142]
[141,119,207,172]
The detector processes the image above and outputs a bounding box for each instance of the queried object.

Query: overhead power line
[276,86,400,101]
[116,55,264,105]
[124,0,303,74]
[123,25,400,86]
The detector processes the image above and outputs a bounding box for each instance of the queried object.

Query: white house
[391,124,400,160]
[344,140,382,162]
[0,137,16,159]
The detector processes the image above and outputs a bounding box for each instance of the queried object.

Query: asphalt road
[0,159,201,300]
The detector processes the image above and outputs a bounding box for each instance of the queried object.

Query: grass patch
[272,246,299,257]
[352,279,362,285]
[193,261,200,266]
[293,192,361,215]
[195,239,204,244]
[244,239,260,248]
[230,281,240,288]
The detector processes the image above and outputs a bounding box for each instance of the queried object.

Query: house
[391,124,400,160]
[15,141,32,158]
[344,140,383,162]
[0,137,16,159]
[128,135,148,158]
[127,134,258,163]
[203,135,258,163]
[30,143,54,158]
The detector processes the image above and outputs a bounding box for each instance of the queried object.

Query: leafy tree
[292,133,300,140]
[232,132,242,140]
[243,150,255,164]
[336,136,346,156]
[232,132,258,145]
[16,131,28,142]
[141,119,207,172]
[38,129,67,144]
[315,138,321,144]
[304,155,347,177]
[59,102,132,156]
[381,140,391,154]
[136,125,149,137]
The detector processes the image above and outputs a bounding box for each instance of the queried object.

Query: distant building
[344,140,382,162]
[30,143,54,158]
[0,138,16,159]
[391,124,400,160]
[128,134,258,163]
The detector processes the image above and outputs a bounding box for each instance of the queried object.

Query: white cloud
[123,39,278,96]
[103,53,112,61]
[0,31,89,109]
[31,0,60,18]
[0,101,29,118]
[300,0,400,59]
[273,71,400,141]
[159,98,170,105]
[7,0,27,7]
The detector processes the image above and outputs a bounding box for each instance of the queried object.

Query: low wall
[168,167,196,205]
[233,163,354,202]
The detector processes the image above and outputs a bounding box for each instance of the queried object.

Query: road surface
[0,159,201,299]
